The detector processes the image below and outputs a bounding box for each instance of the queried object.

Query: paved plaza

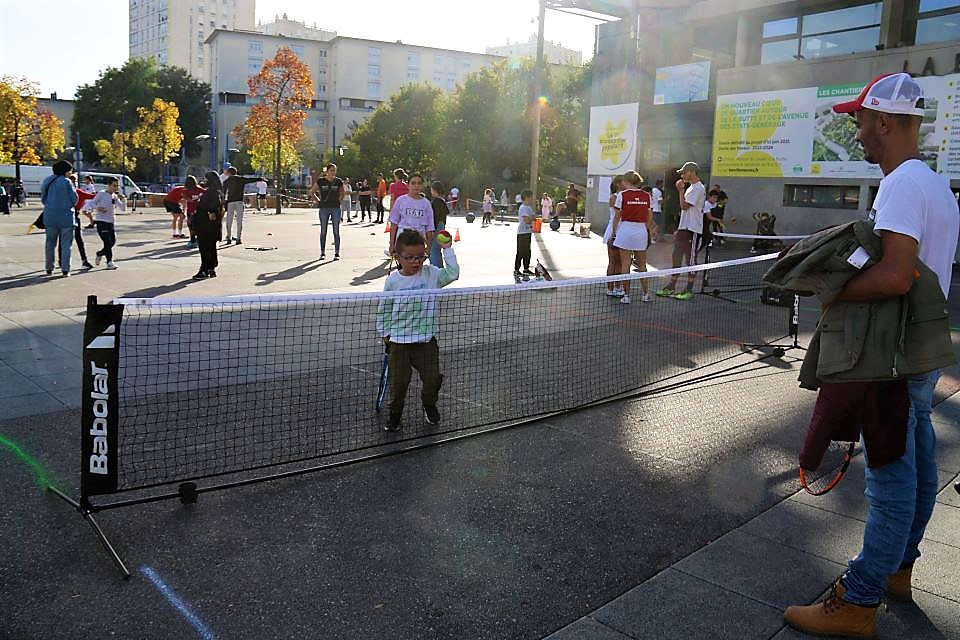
[1,203,958,639]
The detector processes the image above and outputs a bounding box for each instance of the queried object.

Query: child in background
[514,189,535,278]
[377,229,460,432]
[90,177,126,270]
[481,188,494,226]
[388,173,435,257]
[429,180,449,268]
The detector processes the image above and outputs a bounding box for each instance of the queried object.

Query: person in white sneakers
[603,175,625,298]
[91,177,125,269]
[612,171,652,304]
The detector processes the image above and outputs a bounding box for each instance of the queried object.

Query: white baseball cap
[832,73,925,117]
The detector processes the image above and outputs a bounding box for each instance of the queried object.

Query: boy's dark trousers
[388,338,442,418]
[515,232,532,271]
[375,197,385,223]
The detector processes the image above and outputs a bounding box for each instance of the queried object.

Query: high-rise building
[129,0,256,81]
[486,35,583,66]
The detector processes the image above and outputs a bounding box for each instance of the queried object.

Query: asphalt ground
[1,204,958,639]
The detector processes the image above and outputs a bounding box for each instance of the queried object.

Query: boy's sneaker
[95,254,103,266]
[673,290,694,301]
[424,405,441,425]
[45,268,53,276]
[655,287,675,297]
[620,295,631,304]
[514,270,522,277]
[192,271,208,280]
[82,261,93,269]
[522,269,535,276]
[106,262,118,270]
[641,292,652,302]
[206,269,217,278]
[385,414,402,432]
[224,238,232,245]
[235,238,242,245]
[605,289,619,297]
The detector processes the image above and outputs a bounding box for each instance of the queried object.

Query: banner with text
[588,103,640,176]
[711,74,960,179]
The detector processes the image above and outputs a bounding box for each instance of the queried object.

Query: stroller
[751,212,784,253]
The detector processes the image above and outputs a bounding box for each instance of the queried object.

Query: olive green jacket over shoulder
[762,220,954,390]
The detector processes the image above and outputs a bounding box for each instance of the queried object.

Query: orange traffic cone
[384,221,391,233]
[454,228,461,242]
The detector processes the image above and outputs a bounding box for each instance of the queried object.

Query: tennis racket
[375,344,389,411]
[799,442,856,496]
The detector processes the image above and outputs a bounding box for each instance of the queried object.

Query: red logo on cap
[870,97,880,105]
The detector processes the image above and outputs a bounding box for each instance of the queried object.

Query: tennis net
[80,253,798,506]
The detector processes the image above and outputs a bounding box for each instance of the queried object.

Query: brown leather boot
[887,564,913,602]
[784,580,877,638]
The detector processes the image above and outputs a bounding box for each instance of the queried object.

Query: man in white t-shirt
[784,73,960,639]
[649,179,663,242]
[256,178,268,211]
[656,161,705,300]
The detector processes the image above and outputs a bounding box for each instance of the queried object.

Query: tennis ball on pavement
[436,230,452,244]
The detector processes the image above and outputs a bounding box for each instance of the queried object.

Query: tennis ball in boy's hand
[436,231,452,244]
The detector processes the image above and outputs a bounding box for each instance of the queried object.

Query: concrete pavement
[1,203,958,639]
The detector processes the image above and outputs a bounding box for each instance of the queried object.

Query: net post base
[48,485,132,579]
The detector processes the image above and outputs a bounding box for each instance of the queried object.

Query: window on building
[249,60,262,74]
[219,92,247,105]
[368,64,380,79]
[368,82,381,97]
[319,49,328,58]
[434,54,443,67]
[916,0,960,44]
[340,98,368,109]
[433,71,442,84]
[407,70,419,81]
[407,52,420,67]
[368,46,381,62]
[760,3,882,64]
[311,100,328,111]
[317,84,326,93]
[783,184,860,209]
[446,78,456,91]
[249,40,262,53]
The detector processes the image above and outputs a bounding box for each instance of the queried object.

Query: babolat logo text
[88,361,110,475]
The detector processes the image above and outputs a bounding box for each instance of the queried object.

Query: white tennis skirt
[613,221,649,251]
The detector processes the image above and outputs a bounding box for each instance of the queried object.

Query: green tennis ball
[436,231,452,244]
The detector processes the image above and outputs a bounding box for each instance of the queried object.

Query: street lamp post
[529,0,546,196]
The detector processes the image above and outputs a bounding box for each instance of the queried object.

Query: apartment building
[129,0,255,82]
[205,24,502,169]
[487,35,583,66]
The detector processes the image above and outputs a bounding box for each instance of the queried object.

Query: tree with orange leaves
[0,76,65,180]
[237,47,313,214]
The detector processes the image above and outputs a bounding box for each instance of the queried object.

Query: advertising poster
[654,61,711,105]
[587,103,639,176]
[711,74,960,180]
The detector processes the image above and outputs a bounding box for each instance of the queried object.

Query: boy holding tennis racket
[376,229,459,432]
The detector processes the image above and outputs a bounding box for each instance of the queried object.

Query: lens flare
[0,433,51,488]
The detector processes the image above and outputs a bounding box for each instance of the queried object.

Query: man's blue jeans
[843,370,940,605]
[45,225,74,274]
[318,207,341,255]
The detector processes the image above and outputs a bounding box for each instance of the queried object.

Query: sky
[0,0,603,100]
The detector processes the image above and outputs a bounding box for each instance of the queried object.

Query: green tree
[338,84,445,181]
[73,59,211,179]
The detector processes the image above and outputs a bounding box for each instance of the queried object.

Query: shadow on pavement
[119,279,197,299]
[255,259,323,286]
[350,259,393,286]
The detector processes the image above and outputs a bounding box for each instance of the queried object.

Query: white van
[0,164,144,201]
[79,172,144,201]
[0,164,53,196]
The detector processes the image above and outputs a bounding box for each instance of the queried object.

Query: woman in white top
[603,175,624,298]
[80,175,97,227]
[341,177,354,222]
[481,188,494,226]
[540,193,553,218]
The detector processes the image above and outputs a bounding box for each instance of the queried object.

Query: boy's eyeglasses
[399,254,427,262]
